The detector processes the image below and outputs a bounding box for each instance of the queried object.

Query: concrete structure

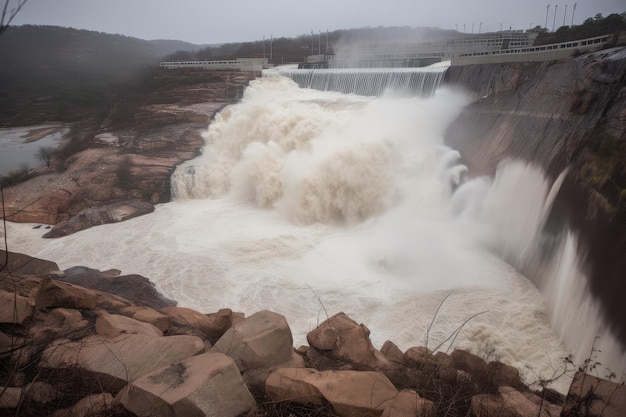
[159,58,267,71]
[452,34,612,65]
[306,31,616,67]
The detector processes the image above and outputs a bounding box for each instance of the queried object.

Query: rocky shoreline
[0,252,624,417]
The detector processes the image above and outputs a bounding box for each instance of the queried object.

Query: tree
[35,146,54,167]
[0,0,28,36]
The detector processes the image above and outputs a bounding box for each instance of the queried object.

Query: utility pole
[563,4,568,27]
[552,4,558,31]
[571,3,577,26]
[325,30,328,54]
[545,4,550,29]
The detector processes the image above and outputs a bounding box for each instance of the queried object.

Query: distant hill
[0,25,206,125]
[0,25,205,87]
[149,39,211,54]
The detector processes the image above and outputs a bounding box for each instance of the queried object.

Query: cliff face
[444,47,626,345]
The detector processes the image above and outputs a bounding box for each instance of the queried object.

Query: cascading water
[8,74,625,392]
[264,66,448,97]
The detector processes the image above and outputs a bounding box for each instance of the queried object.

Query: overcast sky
[10,0,626,45]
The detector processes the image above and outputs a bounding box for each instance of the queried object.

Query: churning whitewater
[7,75,623,391]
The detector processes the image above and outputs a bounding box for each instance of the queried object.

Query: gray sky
[10,0,626,45]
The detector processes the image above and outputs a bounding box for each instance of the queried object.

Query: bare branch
[0,0,28,36]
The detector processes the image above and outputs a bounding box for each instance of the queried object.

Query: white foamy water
[7,76,625,391]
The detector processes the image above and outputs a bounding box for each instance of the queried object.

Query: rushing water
[268,67,448,97]
[7,75,625,391]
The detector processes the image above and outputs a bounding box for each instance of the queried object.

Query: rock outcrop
[4,267,605,417]
[42,200,154,238]
[117,352,256,417]
[2,70,257,229]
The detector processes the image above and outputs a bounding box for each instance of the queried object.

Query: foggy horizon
[9,0,626,45]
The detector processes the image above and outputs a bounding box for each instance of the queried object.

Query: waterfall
[264,66,448,97]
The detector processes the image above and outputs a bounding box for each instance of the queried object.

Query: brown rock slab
[119,306,171,332]
[0,250,59,275]
[29,277,97,310]
[307,312,391,370]
[212,310,299,391]
[212,310,294,372]
[488,360,526,390]
[43,200,154,238]
[0,290,33,324]
[162,306,220,341]
[381,389,434,417]
[380,340,403,362]
[41,333,205,392]
[450,349,488,378]
[117,352,256,417]
[58,266,176,310]
[0,386,22,409]
[562,371,626,417]
[49,393,115,417]
[95,310,163,338]
[266,368,398,417]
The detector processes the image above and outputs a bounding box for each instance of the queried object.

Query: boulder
[58,267,176,309]
[487,360,526,390]
[162,306,221,341]
[43,200,154,238]
[562,371,626,417]
[0,290,33,324]
[472,393,518,417]
[49,393,115,417]
[27,308,91,343]
[266,368,324,406]
[0,386,22,409]
[0,331,17,356]
[0,250,59,275]
[29,277,97,310]
[450,349,488,379]
[307,312,391,370]
[381,389,434,417]
[119,306,171,332]
[380,340,403,363]
[95,310,163,338]
[212,310,301,390]
[117,352,256,417]
[23,381,59,406]
[472,386,559,417]
[41,333,205,392]
[267,368,398,417]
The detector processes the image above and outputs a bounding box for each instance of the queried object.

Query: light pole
[270,34,273,62]
[563,4,568,27]
[318,30,321,55]
[545,4,550,29]
[552,4,558,31]
[325,30,328,54]
[472,23,474,34]
[571,3,577,26]
[479,22,483,33]
[262,35,265,59]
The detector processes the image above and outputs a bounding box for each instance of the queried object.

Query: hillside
[0,25,204,125]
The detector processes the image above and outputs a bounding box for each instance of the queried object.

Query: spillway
[264,66,448,97]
